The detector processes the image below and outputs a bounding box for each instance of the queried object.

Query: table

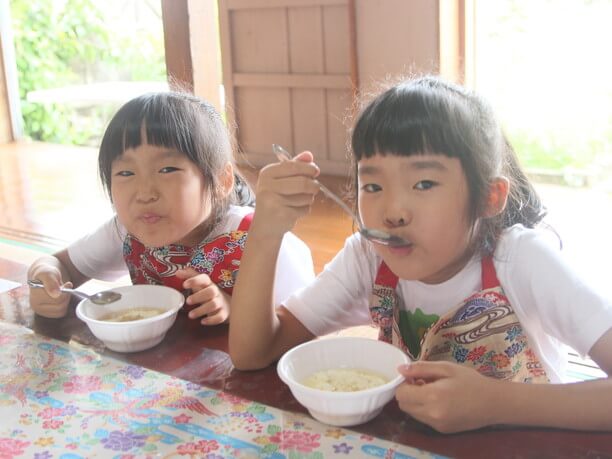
[1,258,611,458]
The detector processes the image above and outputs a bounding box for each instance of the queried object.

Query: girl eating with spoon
[229,76,612,432]
[28,91,314,324]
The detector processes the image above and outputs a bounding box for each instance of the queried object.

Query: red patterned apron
[123,214,253,308]
[369,257,549,382]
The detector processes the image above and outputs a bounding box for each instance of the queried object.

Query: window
[472,0,612,291]
[9,0,167,147]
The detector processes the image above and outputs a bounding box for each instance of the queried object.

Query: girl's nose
[383,206,410,228]
[135,180,159,203]
[384,215,407,227]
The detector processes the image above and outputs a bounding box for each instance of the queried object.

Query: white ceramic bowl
[76,285,184,352]
[277,337,410,426]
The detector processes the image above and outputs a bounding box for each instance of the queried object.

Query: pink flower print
[42,419,64,429]
[173,414,192,424]
[217,392,245,404]
[205,248,224,265]
[177,440,220,455]
[38,407,63,420]
[477,364,494,375]
[385,449,397,459]
[269,430,321,453]
[524,348,537,360]
[467,346,486,362]
[529,367,547,378]
[63,375,102,393]
[0,438,30,458]
[482,291,506,304]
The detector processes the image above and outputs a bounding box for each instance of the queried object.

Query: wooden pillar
[188,0,223,112]
[161,0,194,92]
[0,40,13,142]
[439,0,467,84]
[161,0,223,112]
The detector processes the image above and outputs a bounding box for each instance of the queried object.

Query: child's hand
[175,268,230,325]
[253,151,321,238]
[395,361,499,433]
[27,265,72,318]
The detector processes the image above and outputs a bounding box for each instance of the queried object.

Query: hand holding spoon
[27,279,122,305]
[272,144,410,247]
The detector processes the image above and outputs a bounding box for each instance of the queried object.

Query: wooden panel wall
[172,0,457,175]
[219,0,358,175]
[355,0,440,94]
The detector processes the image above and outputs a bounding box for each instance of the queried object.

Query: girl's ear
[483,176,509,217]
[219,162,235,198]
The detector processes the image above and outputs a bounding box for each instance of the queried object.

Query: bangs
[98,93,202,195]
[103,93,196,159]
[351,81,475,162]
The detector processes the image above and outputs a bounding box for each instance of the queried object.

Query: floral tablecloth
[0,323,445,458]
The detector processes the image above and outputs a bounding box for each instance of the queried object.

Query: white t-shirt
[68,205,315,306]
[284,225,612,382]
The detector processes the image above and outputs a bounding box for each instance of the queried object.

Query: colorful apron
[369,257,549,383]
[122,214,253,308]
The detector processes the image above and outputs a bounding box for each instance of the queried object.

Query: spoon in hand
[272,144,410,247]
[27,279,122,305]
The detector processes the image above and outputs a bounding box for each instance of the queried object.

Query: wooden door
[218,0,357,175]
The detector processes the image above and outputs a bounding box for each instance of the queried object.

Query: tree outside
[475,0,612,189]
[10,0,166,147]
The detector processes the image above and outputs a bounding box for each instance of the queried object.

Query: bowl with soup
[277,336,410,426]
[76,285,184,352]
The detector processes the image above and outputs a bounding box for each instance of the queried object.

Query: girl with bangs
[28,92,314,325]
[229,76,612,432]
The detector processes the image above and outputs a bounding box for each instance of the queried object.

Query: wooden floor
[0,141,354,273]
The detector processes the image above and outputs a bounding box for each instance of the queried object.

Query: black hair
[351,76,546,255]
[98,91,255,236]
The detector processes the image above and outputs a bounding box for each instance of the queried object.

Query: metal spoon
[27,279,122,305]
[272,144,410,247]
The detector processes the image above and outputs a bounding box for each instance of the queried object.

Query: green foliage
[509,127,608,173]
[11,0,165,146]
[510,131,575,171]
[477,0,612,177]
[12,0,111,144]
